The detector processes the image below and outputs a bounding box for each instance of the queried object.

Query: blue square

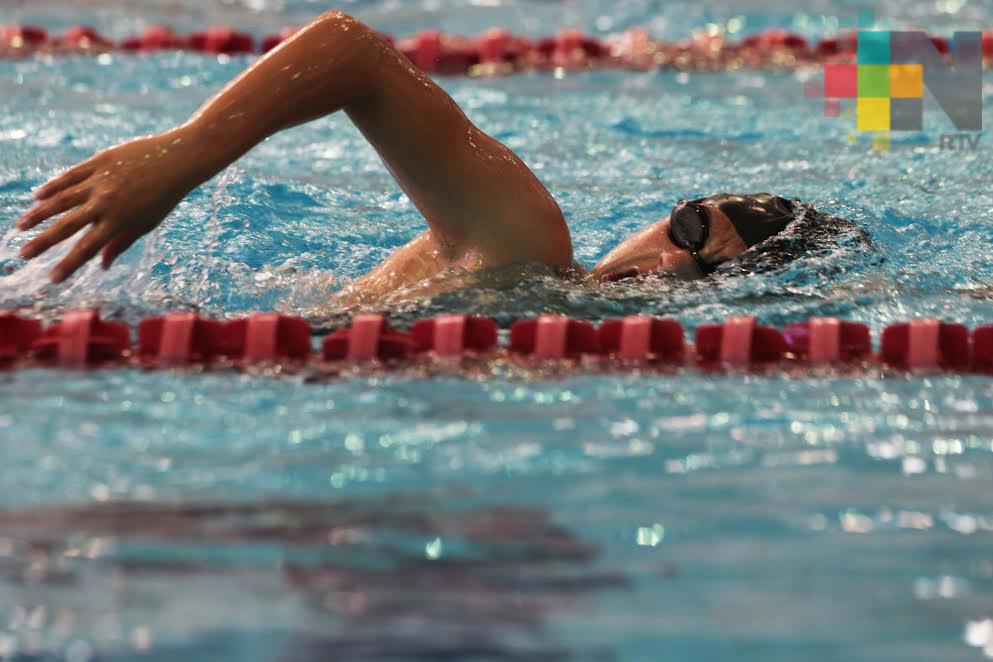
[858,31,890,64]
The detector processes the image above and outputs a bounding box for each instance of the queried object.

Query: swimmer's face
[587,197,749,283]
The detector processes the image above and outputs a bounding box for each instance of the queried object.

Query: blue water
[2,1,993,660]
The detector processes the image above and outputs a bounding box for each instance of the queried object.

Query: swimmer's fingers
[100,230,143,270]
[20,206,98,260]
[51,223,115,283]
[33,162,97,202]
[17,185,91,231]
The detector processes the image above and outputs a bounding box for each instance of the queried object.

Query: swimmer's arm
[19,10,571,282]
[181,11,571,264]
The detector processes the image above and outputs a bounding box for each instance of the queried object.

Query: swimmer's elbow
[308,11,393,80]
[313,10,362,31]
[311,10,378,47]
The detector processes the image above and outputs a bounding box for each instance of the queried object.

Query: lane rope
[1,309,989,374]
[2,24,992,73]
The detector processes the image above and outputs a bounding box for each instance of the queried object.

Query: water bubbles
[965,619,993,653]
[344,433,364,453]
[609,418,639,437]
[424,536,443,559]
[635,523,665,547]
[840,510,874,533]
[901,456,927,475]
[914,575,970,600]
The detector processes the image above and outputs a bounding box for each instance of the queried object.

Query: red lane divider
[880,319,970,370]
[226,313,312,362]
[4,23,991,73]
[509,314,599,359]
[140,313,311,363]
[0,25,48,50]
[138,312,226,364]
[972,324,993,372]
[400,30,443,71]
[477,28,530,67]
[783,317,871,365]
[7,309,993,375]
[695,316,787,367]
[32,310,129,365]
[0,312,42,361]
[540,28,607,68]
[322,313,414,361]
[597,316,684,363]
[411,314,498,356]
[120,26,187,51]
[58,25,113,50]
[188,27,255,55]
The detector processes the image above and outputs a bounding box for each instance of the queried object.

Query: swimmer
[15,11,859,296]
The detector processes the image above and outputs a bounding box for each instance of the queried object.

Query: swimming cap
[707,193,796,248]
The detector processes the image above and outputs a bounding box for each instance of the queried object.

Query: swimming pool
[2,0,993,660]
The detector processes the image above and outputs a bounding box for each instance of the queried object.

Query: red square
[823,100,841,117]
[824,64,857,98]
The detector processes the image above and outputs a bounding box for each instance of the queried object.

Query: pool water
[2,1,993,660]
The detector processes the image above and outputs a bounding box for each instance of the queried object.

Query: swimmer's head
[588,193,853,282]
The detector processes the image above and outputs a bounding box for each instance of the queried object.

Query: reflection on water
[0,499,622,660]
[1,369,991,660]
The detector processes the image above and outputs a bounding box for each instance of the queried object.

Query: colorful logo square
[824,64,857,98]
[890,64,923,98]
[890,98,923,130]
[858,65,890,98]
[857,98,890,131]
[857,31,891,64]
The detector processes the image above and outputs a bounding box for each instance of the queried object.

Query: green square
[858,65,890,98]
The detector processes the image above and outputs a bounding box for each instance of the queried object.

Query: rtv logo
[810,31,983,151]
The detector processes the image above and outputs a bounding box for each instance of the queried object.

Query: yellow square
[872,133,891,152]
[890,64,923,98]
[857,98,890,131]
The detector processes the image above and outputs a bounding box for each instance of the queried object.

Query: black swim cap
[707,193,796,248]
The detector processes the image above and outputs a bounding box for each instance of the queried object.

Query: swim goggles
[667,199,718,276]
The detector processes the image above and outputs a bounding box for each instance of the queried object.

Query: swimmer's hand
[17,127,202,283]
